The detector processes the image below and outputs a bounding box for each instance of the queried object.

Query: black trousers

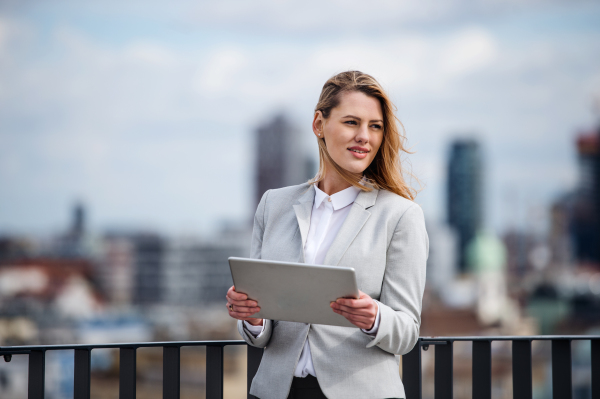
[284,375,403,399]
[286,375,327,399]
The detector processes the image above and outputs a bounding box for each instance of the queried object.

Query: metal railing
[1,335,599,399]
[0,340,263,399]
[402,335,600,399]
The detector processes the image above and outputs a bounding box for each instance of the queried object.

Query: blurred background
[1,0,599,398]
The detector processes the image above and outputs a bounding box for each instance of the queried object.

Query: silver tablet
[228,257,360,328]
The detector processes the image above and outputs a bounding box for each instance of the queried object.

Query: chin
[339,163,368,175]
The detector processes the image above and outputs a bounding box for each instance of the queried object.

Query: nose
[355,124,369,144]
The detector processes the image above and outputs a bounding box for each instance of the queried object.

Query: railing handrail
[3,335,600,354]
[419,334,600,341]
[0,339,247,354]
[1,335,598,399]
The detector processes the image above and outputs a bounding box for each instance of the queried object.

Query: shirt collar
[313,183,361,211]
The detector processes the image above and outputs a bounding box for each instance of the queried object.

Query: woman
[226,71,428,399]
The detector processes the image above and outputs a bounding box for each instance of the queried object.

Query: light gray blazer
[237,182,428,399]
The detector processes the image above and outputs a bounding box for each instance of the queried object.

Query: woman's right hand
[226,286,263,326]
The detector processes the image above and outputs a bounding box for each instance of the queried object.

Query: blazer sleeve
[237,190,274,348]
[365,203,428,355]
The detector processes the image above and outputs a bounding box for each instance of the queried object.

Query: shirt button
[328,197,332,202]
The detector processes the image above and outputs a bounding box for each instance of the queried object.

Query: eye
[371,124,382,130]
[344,120,357,125]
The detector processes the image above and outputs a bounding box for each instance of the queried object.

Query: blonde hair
[309,71,418,200]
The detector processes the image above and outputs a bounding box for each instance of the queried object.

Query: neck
[318,170,357,196]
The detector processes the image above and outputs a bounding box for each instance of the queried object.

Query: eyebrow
[342,115,383,123]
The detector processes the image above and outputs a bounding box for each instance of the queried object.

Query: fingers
[226,286,259,308]
[226,302,261,319]
[227,286,249,301]
[225,286,264,322]
[226,297,260,314]
[226,301,260,314]
[331,291,377,329]
[334,295,372,309]
[227,297,259,308]
[331,308,374,329]
[331,302,375,316]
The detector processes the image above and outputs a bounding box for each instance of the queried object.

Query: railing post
[512,340,532,399]
[206,345,224,399]
[592,339,600,399]
[435,341,453,399]
[163,346,180,399]
[28,350,45,399]
[552,339,572,399]
[246,345,263,399]
[119,347,136,399]
[402,340,422,399]
[591,339,600,399]
[472,340,491,399]
[74,348,91,399]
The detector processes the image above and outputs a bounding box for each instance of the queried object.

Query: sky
[1,0,599,237]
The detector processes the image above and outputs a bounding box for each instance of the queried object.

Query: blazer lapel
[323,187,379,266]
[293,185,316,256]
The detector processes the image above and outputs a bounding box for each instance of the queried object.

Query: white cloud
[0,2,598,235]
[126,42,178,67]
[439,27,498,77]
[194,47,248,94]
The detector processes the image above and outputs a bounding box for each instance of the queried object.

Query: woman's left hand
[330,290,377,330]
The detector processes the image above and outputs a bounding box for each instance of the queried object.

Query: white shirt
[244,183,381,378]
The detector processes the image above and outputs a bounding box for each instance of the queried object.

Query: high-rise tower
[254,114,314,207]
[572,130,600,263]
[447,139,483,272]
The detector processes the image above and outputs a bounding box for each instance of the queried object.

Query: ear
[312,111,324,139]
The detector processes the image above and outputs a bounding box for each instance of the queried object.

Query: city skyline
[0,3,598,397]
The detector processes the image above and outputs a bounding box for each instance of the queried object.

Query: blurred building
[255,114,315,207]
[0,258,103,345]
[503,230,532,275]
[550,128,600,268]
[447,139,483,272]
[99,237,135,305]
[163,236,246,306]
[572,131,600,264]
[503,230,551,276]
[132,234,166,305]
[56,202,89,258]
[71,202,85,239]
[425,221,458,296]
[549,194,576,268]
[101,227,250,308]
[466,231,512,326]
[97,231,165,306]
[0,237,32,263]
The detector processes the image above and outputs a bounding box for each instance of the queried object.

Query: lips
[348,146,369,159]
[348,146,369,154]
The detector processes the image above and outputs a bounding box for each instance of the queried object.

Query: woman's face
[313,90,384,174]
